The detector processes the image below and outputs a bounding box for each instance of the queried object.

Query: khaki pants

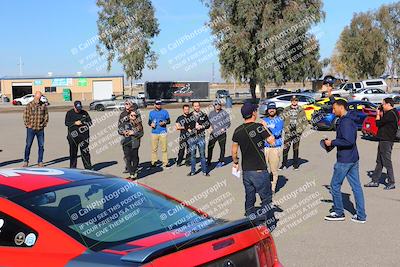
[151,134,168,165]
[265,147,281,192]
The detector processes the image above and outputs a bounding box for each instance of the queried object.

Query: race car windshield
[15,179,216,251]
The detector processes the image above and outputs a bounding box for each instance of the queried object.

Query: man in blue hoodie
[323,99,366,223]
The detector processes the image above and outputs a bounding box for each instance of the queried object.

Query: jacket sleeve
[42,106,49,127]
[65,111,74,127]
[331,119,356,148]
[118,114,126,136]
[23,105,30,128]
[85,111,93,127]
[148,111,153,126]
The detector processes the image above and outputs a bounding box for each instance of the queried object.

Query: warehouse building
[0,74,124,102]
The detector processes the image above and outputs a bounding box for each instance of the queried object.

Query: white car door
[22,95,34,105]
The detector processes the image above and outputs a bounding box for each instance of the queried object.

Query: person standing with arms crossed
[232,102,275,220]
[261,102,284,194]
[175,104,192,167]
[65,101,93,169]
[281,96,307,170]
[323,99,366,223]
[364,98,398,190]
[22,91,49,167]
[207,100,231,168]
[149,100,171,168]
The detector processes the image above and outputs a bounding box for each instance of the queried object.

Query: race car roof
[0,168,119,197]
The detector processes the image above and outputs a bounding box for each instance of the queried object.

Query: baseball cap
[322,75,336,85]
[267,102,277,110]
[74,100,83,111]
[155,100,163,105]
[241,102,258,119]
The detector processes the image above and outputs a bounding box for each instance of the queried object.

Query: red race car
[0,168,281,267]
[362,107,400,139]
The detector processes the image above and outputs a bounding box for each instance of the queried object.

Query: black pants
[207,132,226,163]
[68,136,92,169]
[283,134,300,167]
[372,141,395,184]
[123,145,139,175]
[177,138,191,165]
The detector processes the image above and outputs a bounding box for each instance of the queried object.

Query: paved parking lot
[1,106,399,266]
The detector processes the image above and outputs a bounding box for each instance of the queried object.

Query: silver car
[259,93,316,116]
[350,88,400,104]
[89,95,146,111]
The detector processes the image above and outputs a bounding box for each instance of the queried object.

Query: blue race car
[311,101,377,130]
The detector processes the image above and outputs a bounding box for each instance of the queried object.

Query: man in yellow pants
[148,100,171,168]
[261,102,284,193]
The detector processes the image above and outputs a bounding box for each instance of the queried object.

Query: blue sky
[0,0,396,82]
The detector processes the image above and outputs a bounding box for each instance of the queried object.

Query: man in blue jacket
[323,99,366,223]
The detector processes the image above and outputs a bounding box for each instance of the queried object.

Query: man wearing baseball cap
[281,96,307,170]
[148,100,171,168]
[232,102,275,220]
[261,102,284,193]
[65,100,93,169]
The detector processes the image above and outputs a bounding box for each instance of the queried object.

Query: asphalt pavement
[0,106,399,266]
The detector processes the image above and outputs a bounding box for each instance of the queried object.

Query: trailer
[144,81,209,103]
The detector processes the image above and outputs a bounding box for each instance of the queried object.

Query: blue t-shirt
[262,116,284,148]
[149,109,170,134]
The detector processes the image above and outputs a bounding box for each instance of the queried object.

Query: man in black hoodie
[323,99,366,223]
[65,101,92,169]
[364,98,397,190]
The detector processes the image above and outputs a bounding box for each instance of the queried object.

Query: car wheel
[332,117,339,130]
[16,101,22,105]
[95,104,105,111]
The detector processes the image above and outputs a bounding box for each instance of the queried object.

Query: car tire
[16,101,22,105]
[95,104,105,111]
[332,117,339,131]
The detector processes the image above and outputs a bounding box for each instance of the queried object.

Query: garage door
[93,80,113,100]
[12,82,33,99]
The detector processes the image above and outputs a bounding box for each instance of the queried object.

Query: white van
[331,79,388,97]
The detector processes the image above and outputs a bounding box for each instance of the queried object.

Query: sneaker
[151,163,157,168]
[351,214,366,224]
[364,181,379,187]
[216,161,225,168]
[129,173,138,180]
[187,172,195,176]
[163,164,171,169]
[185,161,191,166]
[37,162,44,168]
[324,212,345,221]
[203,172,210,177]
[22,161,29,167]
[279,164,287,170]
[384,183,395,190]
[293,166,299,171]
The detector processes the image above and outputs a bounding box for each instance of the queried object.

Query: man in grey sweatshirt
[207,100,231,168]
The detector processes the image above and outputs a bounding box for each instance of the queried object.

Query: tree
[330,44,347,79]
[336,12,388,80]
[376,2,400,91]
[202,0,324,99]
[96,0,160,91]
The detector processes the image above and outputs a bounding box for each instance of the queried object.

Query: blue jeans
[24,128,45,163]
[330,161,366,220]
[188,136,207,174]
[242,170,272,217]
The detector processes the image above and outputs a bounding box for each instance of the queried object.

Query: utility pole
[17,57,24,76]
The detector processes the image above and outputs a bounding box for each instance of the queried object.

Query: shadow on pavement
[92,161,118,171]
[286,158,309,168]
[321,185,356,215]
[275,175,288,193]
[367,170,389,186]
[43,156,71,167]
[208,156,233,172]
[0,159,23,167]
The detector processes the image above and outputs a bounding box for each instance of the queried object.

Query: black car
[266,89,292,99]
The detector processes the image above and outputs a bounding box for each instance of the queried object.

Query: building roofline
[0,74,124,80]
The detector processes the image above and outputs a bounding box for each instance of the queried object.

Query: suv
[331,79,388,97]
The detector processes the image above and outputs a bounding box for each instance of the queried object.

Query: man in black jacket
[187,102,211,176]
[65,101,92,169]
[364,98,398,190]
